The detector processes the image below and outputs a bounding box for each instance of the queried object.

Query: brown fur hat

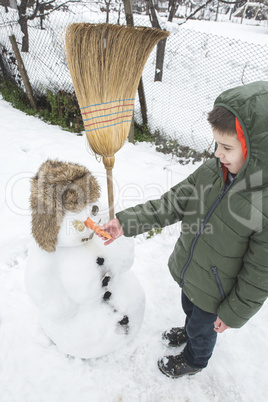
[30,159,101,252]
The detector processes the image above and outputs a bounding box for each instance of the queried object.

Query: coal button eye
[92,205,99,216]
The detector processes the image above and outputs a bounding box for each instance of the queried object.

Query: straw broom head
[65,23,169,170]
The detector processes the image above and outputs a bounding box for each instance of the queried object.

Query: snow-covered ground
[176,18,268,45]
[0,94,268,402]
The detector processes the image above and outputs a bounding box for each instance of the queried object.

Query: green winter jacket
[117,81,268,328]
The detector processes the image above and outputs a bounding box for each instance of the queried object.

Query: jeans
[182,291,218,369]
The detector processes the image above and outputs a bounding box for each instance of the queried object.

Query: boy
[99,81,268,378]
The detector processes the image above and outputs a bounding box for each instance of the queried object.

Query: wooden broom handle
[106,168,115,220]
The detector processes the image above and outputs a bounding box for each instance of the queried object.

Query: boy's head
[208,106,236,136]
[208,106,246,175]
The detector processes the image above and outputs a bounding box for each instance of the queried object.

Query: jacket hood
[214,81,268,188]
[30,159,101,252]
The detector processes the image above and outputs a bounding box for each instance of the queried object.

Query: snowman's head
[57,203,102,247]
[30,159,101,252]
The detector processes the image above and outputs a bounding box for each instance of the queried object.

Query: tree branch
[218,0,246,4]
[33,0,81,19]
[28,0,40,21]
[41,0,58,5]
[178,0,214,25]
[178,0,245,25]
[26,0,81,20]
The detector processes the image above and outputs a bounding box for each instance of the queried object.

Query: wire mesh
[0,3,268,152]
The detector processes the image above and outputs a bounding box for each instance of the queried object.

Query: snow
[177,19,268,45]
[0,92,268,401]
[1,9,268,400]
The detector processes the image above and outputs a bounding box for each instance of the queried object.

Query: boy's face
[213,129,245,174]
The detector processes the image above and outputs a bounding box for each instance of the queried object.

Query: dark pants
[182,291,218,369]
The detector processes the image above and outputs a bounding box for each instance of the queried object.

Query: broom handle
[106,168,115,220]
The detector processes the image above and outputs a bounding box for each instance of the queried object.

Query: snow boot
[158,352,202,378]
[161,327,188,347]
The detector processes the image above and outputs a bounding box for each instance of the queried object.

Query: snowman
[25,159,145,358]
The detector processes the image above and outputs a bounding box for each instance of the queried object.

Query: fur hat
[30,159,101,252]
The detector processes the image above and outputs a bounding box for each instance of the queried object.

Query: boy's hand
[214,317,230,333]
[98,218,124,245]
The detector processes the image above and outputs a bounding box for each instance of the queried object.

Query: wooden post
[215,1,219,22]
[123,0,134,26]
[128,115,135,143]
[106,169,115,220]
[0,51,7,75]
[241,5,247,24]
[123,0,148,141]
[9,34,37,110]
[137,78,147,126]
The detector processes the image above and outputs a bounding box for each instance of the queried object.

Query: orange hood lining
[221,118,247,182]
[235,118,247,161]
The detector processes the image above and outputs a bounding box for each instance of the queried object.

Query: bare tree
[1,0,9,12]
[98,0,123,23]
[104,0,112,23]
[3,0,81,52]
[148,0,178,82]
[177,0,246,25]
[17,0,38,52]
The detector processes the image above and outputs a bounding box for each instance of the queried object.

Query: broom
[65,23,169,220]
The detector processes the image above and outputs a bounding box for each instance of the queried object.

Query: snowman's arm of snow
[25,246,78,323]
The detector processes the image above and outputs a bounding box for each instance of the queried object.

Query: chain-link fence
[1,3,268,152]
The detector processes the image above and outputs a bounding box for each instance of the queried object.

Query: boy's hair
[207,106,236,136]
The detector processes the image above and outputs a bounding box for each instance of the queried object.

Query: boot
[158,352,202,378]
[161,327,188,347]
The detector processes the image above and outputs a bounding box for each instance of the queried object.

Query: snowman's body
[25,206,145,358]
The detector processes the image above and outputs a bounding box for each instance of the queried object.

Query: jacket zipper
[179,171,236,288]
[211,266,225,300]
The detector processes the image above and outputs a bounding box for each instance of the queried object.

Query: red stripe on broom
[82,104,134,115]
[84,114,133,127]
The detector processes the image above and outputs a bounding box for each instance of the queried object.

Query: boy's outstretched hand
[98,218,124,245]
[214,317,230,333]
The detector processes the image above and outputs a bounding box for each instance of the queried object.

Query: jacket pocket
[211,266,225,301]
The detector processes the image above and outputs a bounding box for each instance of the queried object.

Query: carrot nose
[84,217,112,239]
